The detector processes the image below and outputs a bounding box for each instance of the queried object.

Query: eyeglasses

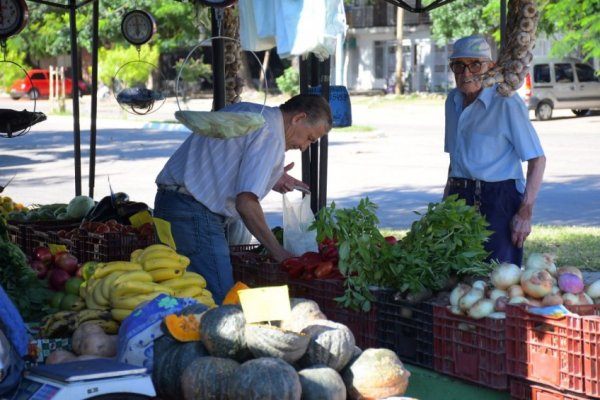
[449,61,487,74]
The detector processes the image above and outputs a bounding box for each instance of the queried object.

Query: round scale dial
[121,10,156,46]
[0,0,28,40]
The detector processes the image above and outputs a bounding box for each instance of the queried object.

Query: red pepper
[288,264,305,279]
[299,251,323,272]
[281,257,303,271]
[314,261,334,279]
[300,270,315,281]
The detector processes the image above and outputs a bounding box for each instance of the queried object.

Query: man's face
[285,113,330,152]
[450,57,493,97]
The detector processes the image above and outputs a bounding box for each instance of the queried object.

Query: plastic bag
[282,193,318,256]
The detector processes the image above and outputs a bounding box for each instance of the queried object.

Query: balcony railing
[347,1,430,28]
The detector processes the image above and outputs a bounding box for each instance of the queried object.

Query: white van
[518,57,600,120]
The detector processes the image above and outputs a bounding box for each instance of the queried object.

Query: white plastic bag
[282,193,318,256]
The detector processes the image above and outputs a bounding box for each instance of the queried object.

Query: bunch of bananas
[39,308,119,338]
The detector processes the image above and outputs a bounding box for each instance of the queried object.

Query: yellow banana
[130,248,144,263]
[93,261,143,279]
[111,292,162,310]
[161,274,207,290]
[111,308,133,322]
[75,309,113,325]
[92,280,110,308]
[79,281,88,298]
[142,243,175,253]
[100,271,125,300]
[194,296,217,307]
[175,285,204,298]
[143,256,181,271]
[112,270,154,286]
[139,244,176,262]
[95,319,120,334]
[149,267,184,282]
[111,281,174,298]
[179,255,191,268]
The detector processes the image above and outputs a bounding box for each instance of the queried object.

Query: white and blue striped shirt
[156,102,285,217]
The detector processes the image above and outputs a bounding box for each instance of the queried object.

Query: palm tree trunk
[394,6,404,95]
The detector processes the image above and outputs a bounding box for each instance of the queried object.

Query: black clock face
[121,10,156,46]
[0,0,28,40]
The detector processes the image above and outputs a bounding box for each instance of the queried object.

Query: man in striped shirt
[154,94,332,304]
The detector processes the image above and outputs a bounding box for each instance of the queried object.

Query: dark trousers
[447,178,524,266]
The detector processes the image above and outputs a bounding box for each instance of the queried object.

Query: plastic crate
[511,378,591,400]
[433,304,508,390]
[229,245,288,288]
[505,304,600,394]
[6,222,25,249]
[286,277,377,349]
[510,377,532,400]
[373,289,434,369]
[582,316,600,398]
[77,230,157,262]
[28,230,76,256]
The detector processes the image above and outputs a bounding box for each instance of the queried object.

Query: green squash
[299,319,356,371]
[342,348,411,400]
[281,298,328,333]
[199,304,252,361]
[181,356,240,400]
[298,365,347,400]
[153,340,208,400]
[245,323,310,363]
[227,357,301,400]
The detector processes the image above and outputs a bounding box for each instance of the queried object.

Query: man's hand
[272,162,310,194]
[511,206,533,248]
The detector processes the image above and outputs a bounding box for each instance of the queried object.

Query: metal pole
[309,54,320,213]
[299,56,311,191]
[500,0,507,48]
[211,8,225,110]
[69,0,81,195]
[88,0,99,198]
[318,58,331,211]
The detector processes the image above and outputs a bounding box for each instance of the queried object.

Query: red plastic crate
[77,230,157,262]
[506,304,600,394]
[433,304,508,390]
[28,230,76,256]
[511,377,533,400]
[286,277,377,349]
[582,315,600,398]
[230,245,288,288]
[373,289,434,369]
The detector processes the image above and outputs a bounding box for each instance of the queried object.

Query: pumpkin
[227,357,301,400]
[164,314,201,342]
[180,302,210,316]
[298,365,347,400]
[342,348,411,400]
[222,281,250,305]
[199,304,252,361]
[71,322,105,355]
[245,323,310,363]
[153,341,208,400]
[181,356,240,400]
[281,298,327,333]
[299,319,356,371]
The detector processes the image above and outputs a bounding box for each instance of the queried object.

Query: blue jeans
[153,189,233,304]
[448,179,524,266]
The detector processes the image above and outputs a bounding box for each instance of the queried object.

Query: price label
[48,244,68,254]
[129,210,154,228]
[238,286,291,324]
[152,217,176,250]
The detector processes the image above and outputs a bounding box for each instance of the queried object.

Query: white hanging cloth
[238,0,277,51]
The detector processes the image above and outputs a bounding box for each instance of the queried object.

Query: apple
[30,260,49,279]
[54,252,79,275]
[33,246,53,266]
[48,268,71,291]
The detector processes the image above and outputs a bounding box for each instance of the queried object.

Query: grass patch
[332,125,375,133]
[381,225,600,271]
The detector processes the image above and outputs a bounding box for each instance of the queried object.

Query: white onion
[490,263,522,290]
[449,283,471,307]
[542,293,564,306]
[489,288,508,302]
[494,296,509,312]
[563,292,593,306]
[459,288,484,311]
[488,312,506,319]
[468,299,495,319]
[526,297,543,307]
[586,280,600,299]
[448,305,463,315]
[508,296,529,305]
[525,253,557,276]
[472,280,488,291]
[557,266,584,280]
[521,268,554,299]
[507,284,525,298]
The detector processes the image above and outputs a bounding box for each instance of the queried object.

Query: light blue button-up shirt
[444,85,544,193]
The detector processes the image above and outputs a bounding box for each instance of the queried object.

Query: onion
[526,253,557,276]
[489,288,508,302]
[448,305,463,315]
[520,268,554,299]
[468,299,495,319]
[526,298,543,307]
[557,266,583,280]
[449,283,471,307]
[507,284,525,298]
[494,296,509,312]
[490,262,522,289]
[472,280,487,291]
[542,293,564,306]
[508,296,529,305]
[563,292,593,306]
[459,287,484,311]
[551,286,561,295]
[488,312,506,319]
[586,280,600,299]
[558,273,584,294]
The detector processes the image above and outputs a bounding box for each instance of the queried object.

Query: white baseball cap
[449,35,492,60]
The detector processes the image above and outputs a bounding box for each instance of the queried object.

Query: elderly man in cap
[443,35,546,266]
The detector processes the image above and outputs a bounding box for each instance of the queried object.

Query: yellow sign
[238,286,291,324]
[48,244,68,255]
[152,217,177,251]
[129,210,154,228]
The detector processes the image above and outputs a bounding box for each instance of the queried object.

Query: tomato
[314,261,334,279]
[281,257,303,271]
[384,235,398,245]
[288,264,305,279]
[299,251,323,272]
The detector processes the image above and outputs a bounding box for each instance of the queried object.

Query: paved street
[1,93,599,230]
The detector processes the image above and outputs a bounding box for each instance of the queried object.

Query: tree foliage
[428,0,600,61]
